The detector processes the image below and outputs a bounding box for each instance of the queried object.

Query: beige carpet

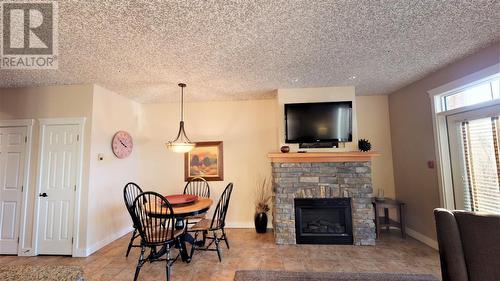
[0,265,84,281]
[234,271,439,281]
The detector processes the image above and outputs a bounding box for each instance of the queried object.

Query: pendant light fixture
[166,83,195,153]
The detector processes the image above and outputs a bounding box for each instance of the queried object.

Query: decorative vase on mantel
[254,212,268,233]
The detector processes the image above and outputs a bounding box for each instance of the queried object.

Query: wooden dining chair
[123,182,143,257]
[183,177,210,198]
[131,192,185,281]
[188,183,233,262]
[183,177,210,224]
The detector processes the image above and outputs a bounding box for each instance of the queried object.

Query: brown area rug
[0,265,84,281]
[234,270,439,281]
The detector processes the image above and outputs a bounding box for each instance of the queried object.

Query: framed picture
[185,141,224,181]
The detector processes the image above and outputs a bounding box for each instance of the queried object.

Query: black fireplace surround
[294,198,353,245]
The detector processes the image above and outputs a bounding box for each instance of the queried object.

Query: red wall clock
[112,131,133,159]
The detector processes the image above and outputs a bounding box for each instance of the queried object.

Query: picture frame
[184,141,224,181]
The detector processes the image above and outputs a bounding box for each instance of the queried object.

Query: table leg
[373,203,380,239]
[400,204,406,239]
[174,218,191,263]
[179,233,191,263]
[384,208,389,232]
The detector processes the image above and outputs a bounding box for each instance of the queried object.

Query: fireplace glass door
[295,198,353,244]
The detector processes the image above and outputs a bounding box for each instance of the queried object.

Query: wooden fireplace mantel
[267,151,380,163]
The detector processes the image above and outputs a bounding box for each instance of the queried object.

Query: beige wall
[356,95,395,198]
[388,42,500,240]
[277,87,358,151]
[276,87,395,198]
[0,85,94,254]
[86,85,141,254]
[139,93,396,227]
[0,84,397,254]
[0,84,143,255]
[138,99,279,227]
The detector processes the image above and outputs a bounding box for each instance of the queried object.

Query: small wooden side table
[372,198,406,239]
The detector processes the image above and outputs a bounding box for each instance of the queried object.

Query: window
[443,79,500,111]
[430,64,500,212]
[460,116,500,213]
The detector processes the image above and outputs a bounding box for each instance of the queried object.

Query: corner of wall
[85,84,140,254]
[387,43,500,242]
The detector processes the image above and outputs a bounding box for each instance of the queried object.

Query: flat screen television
[285,101,352,143]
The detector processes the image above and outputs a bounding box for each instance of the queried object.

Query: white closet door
[0,127,26,254]
[37,124,79,255]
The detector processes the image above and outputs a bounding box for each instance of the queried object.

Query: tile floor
[0,229,441,281]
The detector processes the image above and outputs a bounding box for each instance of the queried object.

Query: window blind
[460,116,500,213]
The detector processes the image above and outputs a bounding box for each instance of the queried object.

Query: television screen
[285,101,352,143]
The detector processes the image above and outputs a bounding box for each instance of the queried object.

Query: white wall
[0,84,396,256]
[138,99,279,227]
[86,85,142,255]
[0,85,94,256]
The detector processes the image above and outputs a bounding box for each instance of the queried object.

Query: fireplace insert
[294,198,353,244]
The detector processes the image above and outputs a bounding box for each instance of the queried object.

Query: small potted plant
[254,177,272,233]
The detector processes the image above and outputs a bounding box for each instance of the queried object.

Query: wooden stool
[372,198,406,239]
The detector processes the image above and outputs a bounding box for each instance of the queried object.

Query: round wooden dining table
[171,197,213,218]
[146,196,213,263]
[146,197,213,218]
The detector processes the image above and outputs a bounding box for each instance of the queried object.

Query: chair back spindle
[184,177,210,198]
[124,182,143,220]
[133,192,177,245]
[210,183,233,230]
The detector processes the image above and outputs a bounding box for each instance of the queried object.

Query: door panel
[0,127,26,254]
[37,125,79,255]
[1,202,17,239]
[447,104,500,213]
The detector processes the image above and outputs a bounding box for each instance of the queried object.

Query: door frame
[33,118,86,256]
[0,119,34,256]
[428,63,500,209]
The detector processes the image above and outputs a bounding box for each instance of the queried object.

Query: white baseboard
[74,226,133,257]
[18,248,34,256]
[76,222,257,257]
[406,227,438,250]
[226,224,438,250]
[71,224,436,257]
[73,247,88,258]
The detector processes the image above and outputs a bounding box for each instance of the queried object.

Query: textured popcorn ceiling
[1,0,499,103]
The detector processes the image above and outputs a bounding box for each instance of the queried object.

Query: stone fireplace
[269,152,378,246]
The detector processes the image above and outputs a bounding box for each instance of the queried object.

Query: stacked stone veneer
[272,161,376,245]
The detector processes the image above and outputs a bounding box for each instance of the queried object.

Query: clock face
[112,131,133,159]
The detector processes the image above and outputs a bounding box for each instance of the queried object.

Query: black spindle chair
[123,182,143,257]
[132,192,185,281]
[188,183,233,262]
[183,177,210,198]
[183,177,210,224]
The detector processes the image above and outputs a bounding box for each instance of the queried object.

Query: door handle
[39,192,48,197]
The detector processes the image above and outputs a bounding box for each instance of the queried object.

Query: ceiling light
[165,83,195,153]
[348,76,357,80]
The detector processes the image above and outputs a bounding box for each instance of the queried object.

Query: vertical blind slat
[461,116,500,214]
